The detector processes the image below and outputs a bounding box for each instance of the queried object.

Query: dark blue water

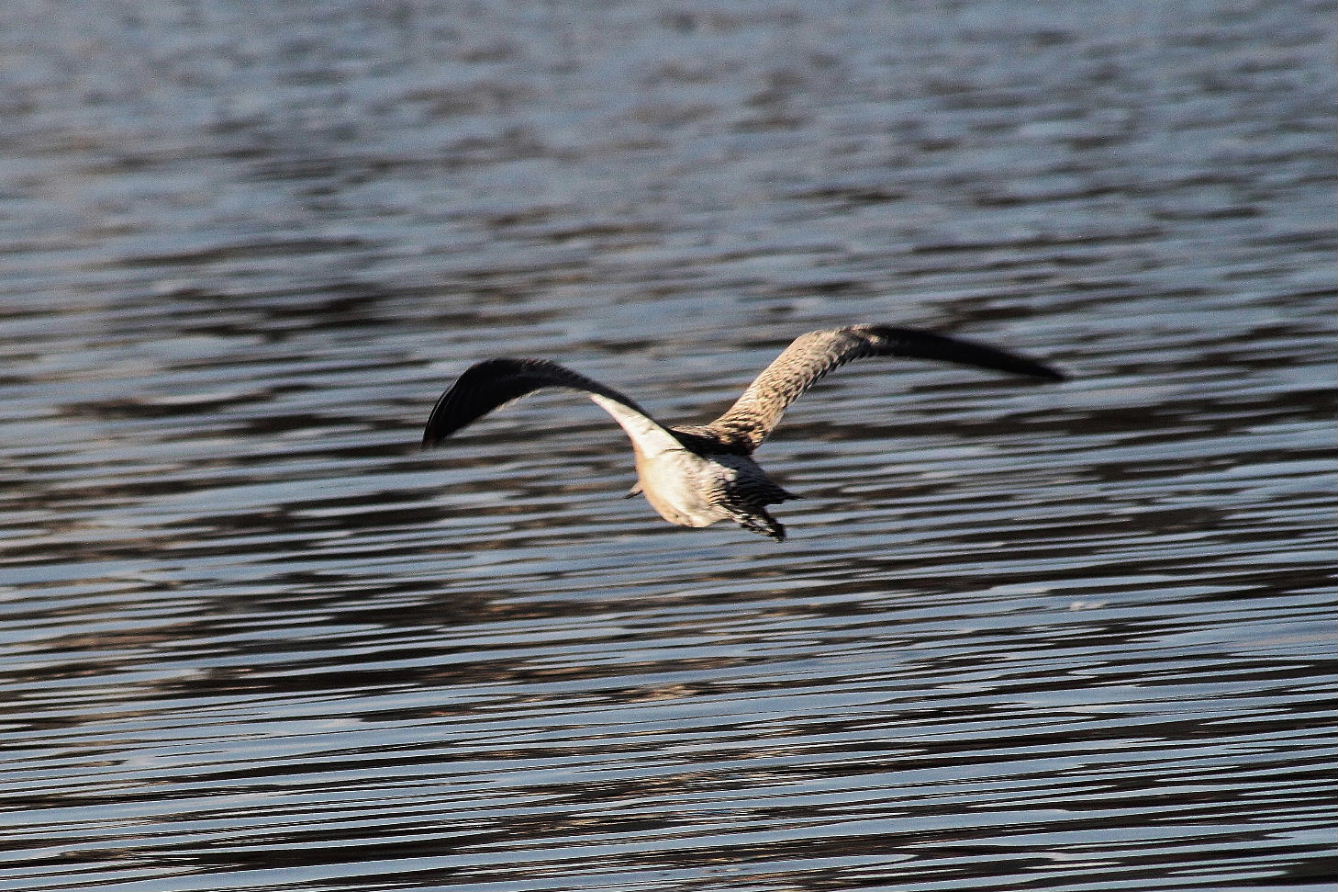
[1,2,1334,890]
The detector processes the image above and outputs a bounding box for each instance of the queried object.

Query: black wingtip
[420,404,458,449]
[1022,360,1067,383]
[863,326,1067,383]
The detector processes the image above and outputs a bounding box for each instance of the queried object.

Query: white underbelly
[585,393,733,528]
[635,450,731,528]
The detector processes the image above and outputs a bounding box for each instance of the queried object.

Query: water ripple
[2,1,1335,891]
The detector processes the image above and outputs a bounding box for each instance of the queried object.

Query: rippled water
[2,1,1335,890]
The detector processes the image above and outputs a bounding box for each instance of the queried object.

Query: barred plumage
[685,325,1064,452]
[422,325,1064,540]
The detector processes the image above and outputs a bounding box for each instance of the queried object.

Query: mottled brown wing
[422,357,673,447]
[700,325,1065,452]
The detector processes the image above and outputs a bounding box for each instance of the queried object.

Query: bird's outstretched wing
[422,357,686,456]
[697,325,1065,453]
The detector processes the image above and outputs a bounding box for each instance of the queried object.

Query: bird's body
[567,392,797,537]
[422,325,1064,540]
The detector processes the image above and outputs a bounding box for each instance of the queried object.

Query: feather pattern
[690,325,1064,453]
[420,325,1064,539]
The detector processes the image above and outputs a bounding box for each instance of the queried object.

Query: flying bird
[422,325,1064,540]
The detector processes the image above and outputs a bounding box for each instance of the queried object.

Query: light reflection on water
[2,1,1335,890]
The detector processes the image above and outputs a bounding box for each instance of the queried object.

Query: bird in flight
[422,325,1064,540]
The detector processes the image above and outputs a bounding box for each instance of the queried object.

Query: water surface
[1,2,1334,890]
